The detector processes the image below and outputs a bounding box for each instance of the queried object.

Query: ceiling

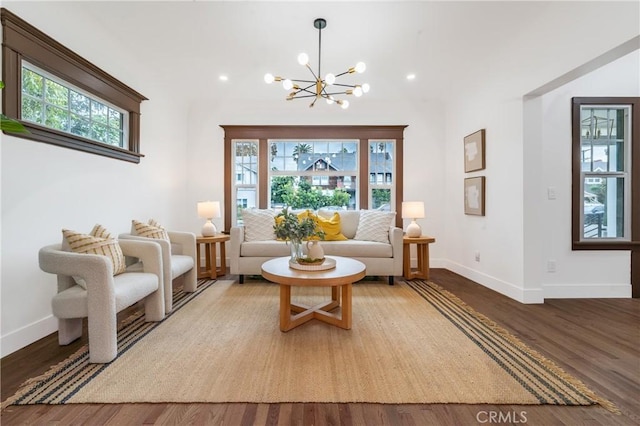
[8,1,639,106]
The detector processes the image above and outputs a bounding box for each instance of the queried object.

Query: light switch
[547,187,557,200]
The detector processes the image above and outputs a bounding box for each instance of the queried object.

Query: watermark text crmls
[476,410,528,424]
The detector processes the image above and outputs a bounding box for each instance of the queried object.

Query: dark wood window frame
[1,8,147,163]
[572,97,639,297]
[221,125,407,231]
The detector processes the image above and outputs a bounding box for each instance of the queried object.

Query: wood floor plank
[1,269,638,425]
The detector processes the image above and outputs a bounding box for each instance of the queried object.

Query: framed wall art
[464,176,485,216]
[464,129,486,172]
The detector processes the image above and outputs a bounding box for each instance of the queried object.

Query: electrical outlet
[475,251,480,262]
[547,260,557,272]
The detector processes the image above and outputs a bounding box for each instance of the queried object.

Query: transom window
[1,8,146,163]
[21,63,128,149]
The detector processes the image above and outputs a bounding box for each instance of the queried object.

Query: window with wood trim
[222,125,406,231]
[572,97,640,298]
[1,8,147,163]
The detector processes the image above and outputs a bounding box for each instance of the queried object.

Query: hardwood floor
[2,269,638,425]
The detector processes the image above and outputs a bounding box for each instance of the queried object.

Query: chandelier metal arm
[288,93,321,99]
[305,64,320,84]
[290,79,317,84]
[334,70,351,79]
[329,83,358,89]
[294,87,318,96]
[322,91,352,96]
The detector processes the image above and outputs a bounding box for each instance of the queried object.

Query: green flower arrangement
[273,207,325,243]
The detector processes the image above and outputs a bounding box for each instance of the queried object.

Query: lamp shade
[401,201,425,219]
[197,201,221,219]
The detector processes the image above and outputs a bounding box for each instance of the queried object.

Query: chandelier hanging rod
[264,18,369,109]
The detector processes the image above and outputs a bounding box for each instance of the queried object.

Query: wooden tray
[289,257,336,271]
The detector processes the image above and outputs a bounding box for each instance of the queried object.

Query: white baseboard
[1,315,57,358]
[441,260,544,304]
[543,283,631,299]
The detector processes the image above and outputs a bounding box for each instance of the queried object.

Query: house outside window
[578,104,631,241]
[233,140,258,225]
[222,125,406,231]
[269,140,359,210]
[369,141,394,210]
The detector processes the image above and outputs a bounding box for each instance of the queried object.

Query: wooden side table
[196,234,230,279]
[403,235,436,280]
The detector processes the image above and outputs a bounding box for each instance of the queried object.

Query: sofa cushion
[242,209,277,241]
[241,240,291,257]
[354,210,396,243]
[170,254,195,279]
[62,224,126,288]
[317,209,360,239]
[314,212,348,241]
[240,239,393,258]
[320,240,393,257]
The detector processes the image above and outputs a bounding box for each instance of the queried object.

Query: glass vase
[290,240,303,261]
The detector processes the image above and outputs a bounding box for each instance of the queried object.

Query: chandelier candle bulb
[297,53,309,65]
[325,73,336,85]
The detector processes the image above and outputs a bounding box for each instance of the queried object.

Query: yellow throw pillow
[132,219,170,241]
[315,212,347,241]
[62,224,126,286]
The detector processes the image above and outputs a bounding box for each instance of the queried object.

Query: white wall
[441,5,639,303]
[525,51,639,299]
[0,3,191,356]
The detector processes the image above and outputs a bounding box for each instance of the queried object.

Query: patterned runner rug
[2,279,615,412]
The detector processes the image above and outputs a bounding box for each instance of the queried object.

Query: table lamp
[197,201,221,236]
[402,201,424,238]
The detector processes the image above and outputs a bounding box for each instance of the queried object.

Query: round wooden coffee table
[261,256,366,332]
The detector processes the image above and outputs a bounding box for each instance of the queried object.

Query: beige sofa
[230,209,403,285]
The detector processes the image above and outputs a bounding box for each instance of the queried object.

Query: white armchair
[120,226,196,313]
[38,239,164,363]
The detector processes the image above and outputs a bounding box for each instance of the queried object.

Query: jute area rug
[3,279,614,411]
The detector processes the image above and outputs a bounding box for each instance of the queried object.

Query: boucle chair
[120,222,197,313]
[38,239,164,363]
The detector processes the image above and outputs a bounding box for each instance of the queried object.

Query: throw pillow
[132,219,170,241]
[242,209,277,242]
[62,224,126,288]
[353,210,396,243]
[315,212,347,241]
[317,209,360,239]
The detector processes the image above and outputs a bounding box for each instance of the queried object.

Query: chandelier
[264,18,369,109]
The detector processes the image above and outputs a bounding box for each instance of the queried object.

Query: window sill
[572,240,638,251]
[3,123,144,163]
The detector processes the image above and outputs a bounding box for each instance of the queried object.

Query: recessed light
[219,75,229,82]
[406,74,416,81]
